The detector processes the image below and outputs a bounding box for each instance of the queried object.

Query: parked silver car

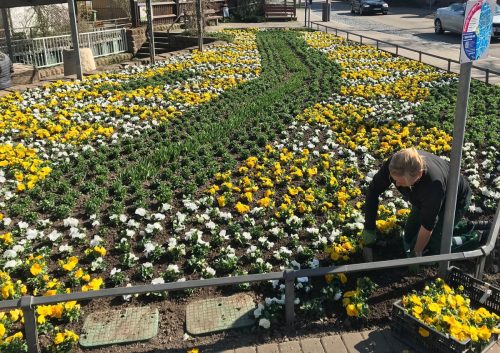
[434,2,500,38]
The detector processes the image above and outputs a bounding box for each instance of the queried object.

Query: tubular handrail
[0,28,128,68]
[309,21,500,84]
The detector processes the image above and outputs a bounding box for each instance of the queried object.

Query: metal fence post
[395,44,398,55]
[20,296,40,353]
[284,269,295,331]
[42,38,49,68]
[376,40,379,50]
[360,35,363,44]
[419,51,422,62]
[447,59,451,72]
[485,69,489,84]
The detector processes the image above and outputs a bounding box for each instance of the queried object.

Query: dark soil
[69,256,500,353]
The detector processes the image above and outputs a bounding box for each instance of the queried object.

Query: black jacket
[364,150,470,232]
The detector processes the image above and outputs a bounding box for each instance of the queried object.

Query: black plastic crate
[391,266,500,353]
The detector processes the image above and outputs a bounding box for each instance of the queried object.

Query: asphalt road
[303,1,500,76]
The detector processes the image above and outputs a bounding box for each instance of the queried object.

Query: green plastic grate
[186,293,256,335]
[80,306,159,347]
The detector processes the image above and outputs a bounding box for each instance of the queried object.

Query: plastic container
[391,267,500,353]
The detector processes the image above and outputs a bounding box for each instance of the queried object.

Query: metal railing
[1,199,498,353]
[309,21,500,85]
[0,28,128,68]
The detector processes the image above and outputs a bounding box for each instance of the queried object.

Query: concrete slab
[321,335,348,353]
[300,337,326,353]
[234,347,256,353]
[278,340,302,353]
[361,330,391,353]
[487,341,500,353]
[256,343,279,353]
[341,332,364,353]
[380,328,416,353]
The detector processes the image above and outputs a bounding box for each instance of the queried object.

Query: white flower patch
[47,230,62,242]
[135,208,147,217]
[63,217,79,228]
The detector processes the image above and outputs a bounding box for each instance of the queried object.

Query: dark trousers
[403,194,472,255]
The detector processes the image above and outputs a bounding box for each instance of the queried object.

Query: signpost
[438,0,495,278]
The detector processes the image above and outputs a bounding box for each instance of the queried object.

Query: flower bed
[0,29,498,352]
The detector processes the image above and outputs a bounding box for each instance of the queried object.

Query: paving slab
[216,349,235,353]
[380,328,416,353]
[361,330,391,353]
[256,343,279,353]
[488,341,500,353]
[341,332,365,353]
[300,337,326,353]
[234,347,256,353]
[278,340,302,353]
[321,335,348,353]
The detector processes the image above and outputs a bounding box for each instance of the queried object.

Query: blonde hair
[389,147,425,179]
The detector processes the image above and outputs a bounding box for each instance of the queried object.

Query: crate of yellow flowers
[391,267,500,353]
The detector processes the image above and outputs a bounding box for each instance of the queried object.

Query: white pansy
[18,221,29,229]
[153,213,166,221]
[4,259,20,269]
[26,229,39,240]
[151,277,165,285]
[259,318,271,329]
[254,303,264,318]
[63,217,79,227]
[143,242,156,257]
[59,244,73,253]
[47,230,62,242]
[3,249,17,258]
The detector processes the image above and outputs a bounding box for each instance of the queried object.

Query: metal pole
[130,0,138,27]
[20,296,40,353]
[438,61,473,279]
[284,269,295,331]
[146,0,156,63]
[67,0,83,79]
[475,199,500,280]
[196,0,203,51]
[1,8,14,61]
[304,0,307,27]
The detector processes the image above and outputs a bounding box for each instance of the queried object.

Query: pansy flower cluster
[402,278,500,344]
[0,29,260,202]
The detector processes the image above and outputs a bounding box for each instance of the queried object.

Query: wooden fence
[128,0,226,27]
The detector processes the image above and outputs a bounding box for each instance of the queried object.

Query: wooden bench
[205,8,223,26]
[264,4,296,21]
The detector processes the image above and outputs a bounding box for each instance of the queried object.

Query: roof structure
[1,0,68,8]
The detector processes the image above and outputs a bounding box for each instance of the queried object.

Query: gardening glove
[361,229,377,246]
[407,250,421,275]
